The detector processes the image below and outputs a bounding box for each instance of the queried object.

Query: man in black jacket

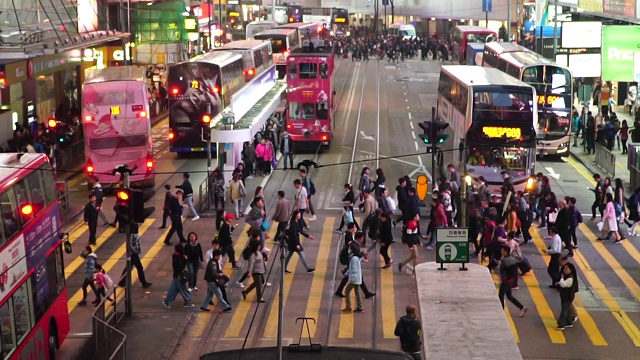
[555,200,573,256]
[160,184,172,229]
[176,172,199,221]
[83,192,99,245]
[394,304,423,360]
[164,189,186,245]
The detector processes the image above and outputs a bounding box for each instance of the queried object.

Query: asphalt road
[58,56,640,360]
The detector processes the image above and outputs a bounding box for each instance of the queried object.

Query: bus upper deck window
[288,62,297,78]
[320,63,328,78]
[299,63,317,79]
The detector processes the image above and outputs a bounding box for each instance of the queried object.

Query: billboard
[579,0,604,12]
[601,26,640,81]
[603,0,635,16]
[569,53,602,77]
[561,22,602,48]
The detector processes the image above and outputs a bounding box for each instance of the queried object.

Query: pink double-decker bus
[285,42,335,148]
[0,153,69,359]
[82,66,155,187]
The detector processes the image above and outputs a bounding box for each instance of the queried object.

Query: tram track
[190,58,357,357]
[322,58,382,349]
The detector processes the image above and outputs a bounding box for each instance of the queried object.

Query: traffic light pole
[114,165,134,317]
[430,107,437,193]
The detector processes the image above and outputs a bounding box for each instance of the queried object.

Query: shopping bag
[271,157,278,169]
[548,210,558,224]
[597,221,604,232]
[517,257,532,275]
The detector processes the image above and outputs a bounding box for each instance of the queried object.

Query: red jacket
[433,203,447,226]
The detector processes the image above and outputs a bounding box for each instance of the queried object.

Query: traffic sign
[222,112,235,125]
[436,228,469,270]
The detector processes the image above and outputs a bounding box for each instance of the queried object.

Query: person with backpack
[237,230,262,288]
[498,246,528,318]
[299,169,317,221]
[93,264,114,305]
[200,250,232,312]
[334,231,375,299]
[394,304,423,360]
[78,246,98,306]
[161,243,195,309]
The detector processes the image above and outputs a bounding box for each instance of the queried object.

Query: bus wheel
[48,322,59,359]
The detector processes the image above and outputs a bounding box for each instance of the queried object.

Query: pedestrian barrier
[86,274,129,360]
[594,142,616,178]
[628,142,640,191]
[58,140,85,175]
[198,175,212,212]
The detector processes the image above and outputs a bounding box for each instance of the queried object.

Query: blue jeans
[285,250,311,271]
[201,281,230,309]
[187,262,200,289]
[164,278,191,304]
[282,152,294,169]
[184,194,199,217]
[427,225,445,247]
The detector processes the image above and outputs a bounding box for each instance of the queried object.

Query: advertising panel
[579,0,604,12]
[604,0,635,16]
[0,235,28,304]
[569,53,602,77]
[602,26,640,81]
[561,22,602,48]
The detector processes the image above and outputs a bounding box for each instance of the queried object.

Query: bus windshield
[468,146,531,172]
[522,65,571,96]
[473,90,534,122]
[467,33,494,44]
[255,36,287,53]
[538,111,570,136]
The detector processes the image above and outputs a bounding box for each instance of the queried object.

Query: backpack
[102,272,114,291]
[304,178,316,196]
[242,246,253,261]
[339,246,350,266]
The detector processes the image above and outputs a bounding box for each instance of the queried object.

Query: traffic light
[202,113,212,125]
[130,189,155,225]
[115,189,131,233]
[47,118,58,131]
[418,121,432,144]
[434,120,450,143]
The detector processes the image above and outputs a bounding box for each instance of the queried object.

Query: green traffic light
[418,134,431,144]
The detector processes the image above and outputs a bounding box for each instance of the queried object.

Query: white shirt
[546,234,562,255]
[296,186,308,210]
[205,248,215,263]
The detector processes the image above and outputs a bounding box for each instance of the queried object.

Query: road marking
[409,122,414,130]
[262,223,302,338]
[411,132,416,140]
[192,224,251,338]
[408,113,412,120]
[490,272,519,343]
[544,166,560,180]
[304,219,334,338]
[360,131,375,141]
[67,219,155,313]
[530,228,607,346]
[578,224,640,303]
[380,247,396,339]
[414,142,419,152]
[521,227,566,344]
[65,225,118,278]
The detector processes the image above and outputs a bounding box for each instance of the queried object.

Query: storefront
[601,25,640,106]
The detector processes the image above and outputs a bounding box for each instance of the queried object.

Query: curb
[161,312,195,360]
[569,152,599,177]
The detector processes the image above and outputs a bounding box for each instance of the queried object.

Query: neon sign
[482,126,521,138]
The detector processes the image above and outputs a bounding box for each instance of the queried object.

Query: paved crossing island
[416,262,522,360]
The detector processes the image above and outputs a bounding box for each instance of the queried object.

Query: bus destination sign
[482,126,521,139]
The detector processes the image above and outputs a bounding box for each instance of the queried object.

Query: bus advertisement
[452,25,497,64]
[82,67,155,187]
[0,153,69,360]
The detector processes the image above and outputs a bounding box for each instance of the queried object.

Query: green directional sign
[435,228,469,264]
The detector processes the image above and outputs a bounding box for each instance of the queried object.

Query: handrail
[89,273,129,360]
[594,142,616,178]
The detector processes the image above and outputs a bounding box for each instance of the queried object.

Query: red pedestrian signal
[202,114,212,125]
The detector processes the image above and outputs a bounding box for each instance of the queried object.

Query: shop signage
[5,61,28,85]
[113,49,132,61]
[579,0,604,12]
[561,22,602,48]
[601,26,640,81]
[569,53,602,77]
[604,0,635,17]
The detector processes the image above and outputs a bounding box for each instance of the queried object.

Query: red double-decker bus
[0,153,69,359]
[285,41,335,148]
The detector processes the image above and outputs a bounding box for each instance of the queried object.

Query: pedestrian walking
[589,174,604,221]
[218,213,239,268]
[334,231,375,299]
[241,240,267,303]
[293,179,309,226]
[556,263,577,330]
[272,191,291,243]
[164,189,186,245]
[625,187,640,236]
[229,173,246,218]
[200,250,233,312]
[394,304,423,360]
[78,246,98,306]
[379,211,394,268]
[546,226,562,287]
[159,184,172,229]
[93,264,114,304]
[559,255,579,325]
[93,177,115,227]
[358,167,371,203]
[161,243,195,308]
[176,172,199,221]
[342,242,364,313]
[498,245,528,317]
[336,183,359,232]
[568,197,582,248]
[118,234,152,288]
[398,214,419,274]
[83,192,99,245]
[184,232,204,292]
[300,169,317,221]
[211,168,226,210]
[284,210,316,274]
[280,131,295,170]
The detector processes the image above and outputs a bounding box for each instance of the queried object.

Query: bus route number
[482,126,521,139]
[110,106,121,115]
[537,94,561,106]
[190,80,200,89]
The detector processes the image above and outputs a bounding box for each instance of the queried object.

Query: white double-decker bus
[483,42,573,156]
[437,66,538,195]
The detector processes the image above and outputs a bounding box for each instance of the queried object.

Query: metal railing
[594,142,616,178]
[58,140,85,175]
[198,174,212,212]
[87,274,129,360]
[56,180,69,212]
